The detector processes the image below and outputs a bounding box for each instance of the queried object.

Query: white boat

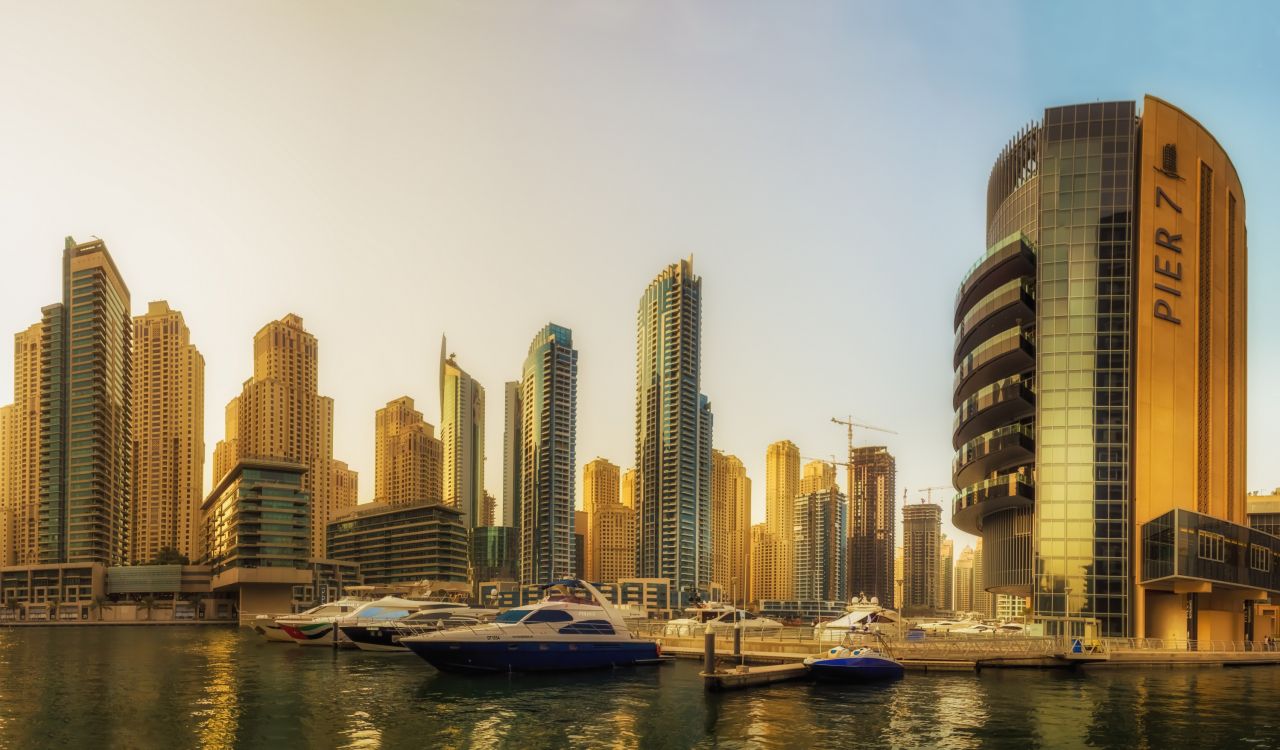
[663,603,783,637]
[951,622,999,636]
[340,603,499,652]
[815,594,902,643]
[401,579,661,673]
[255,600,363,643]
[280,596,420,647]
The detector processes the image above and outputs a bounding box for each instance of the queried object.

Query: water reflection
[1,629,1280,748]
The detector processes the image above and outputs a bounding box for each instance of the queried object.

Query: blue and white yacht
[400,579,660,673]
[803,639,905,682]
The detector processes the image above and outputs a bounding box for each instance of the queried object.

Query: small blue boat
[804,645,905,682]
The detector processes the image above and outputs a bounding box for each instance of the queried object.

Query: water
[2,627,1279,749]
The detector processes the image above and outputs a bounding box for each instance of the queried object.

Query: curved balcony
[953,277,1034,368]
[953,374,1035,448]
[954,233,1035,327]
[952,422,1035,489]
[953,328,1035,408]
[952,473,1035,536]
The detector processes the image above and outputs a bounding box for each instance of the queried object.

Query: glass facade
[1032,102,1135,637]
[472,526,518,583]
[202,462,310,575]
[326,502,467,585]
[1142,510,1280,595]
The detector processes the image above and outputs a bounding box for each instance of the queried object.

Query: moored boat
[400,579,660,673]
[340,606,498,653]
[261,600,364,644]
[280,597,418,647]
[803,644,905,682]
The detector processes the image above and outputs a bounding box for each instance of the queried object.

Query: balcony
[953,375,1035,447]
[954,233,1035,327]
[952,473,1034,536]
[954,277,1034,368]
[953,328,1035,408]
[952,423,1035,489]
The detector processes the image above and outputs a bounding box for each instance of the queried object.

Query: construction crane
[912,485,953,505]
[831,416,897,464]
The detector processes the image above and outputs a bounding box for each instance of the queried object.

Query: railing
[1100,638,1280,653]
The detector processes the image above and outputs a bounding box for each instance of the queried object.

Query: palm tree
[139,595,157,622]
[48,598,61,623]
[90,595,111,622]
[187,593,206,620]
[2,599,20,622]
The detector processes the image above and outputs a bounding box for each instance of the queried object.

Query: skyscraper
[634,258,712,593]
[711,450,751,602]
[0,405,11,565]
[502,380,521,529]
[584,457,621,580]
[39,237,133,565]
[973,538,992,618]
[373,396,443,506]
[793,476,846,602]
[440,336,485,530]
[848,446,896,606]
[592,501,636,584]
[763,439,800,600]
[749,522,785,606]
[519,324,578,584]
[902,502,941,614]
[938,535,954,612]
[955,545,975,613]
[621,468,635,510]
[954,96,1251,639]
[1,324,42,565]
[131,301,205,564]
[213,314,356,560]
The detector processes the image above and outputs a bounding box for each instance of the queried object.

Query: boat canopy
[821,608,901,629]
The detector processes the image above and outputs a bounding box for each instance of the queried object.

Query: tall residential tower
[440,337,485,530]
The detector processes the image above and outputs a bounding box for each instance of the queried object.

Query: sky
[1,1,1278,555]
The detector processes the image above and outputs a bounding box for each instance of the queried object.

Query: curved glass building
[954,96,1260,640]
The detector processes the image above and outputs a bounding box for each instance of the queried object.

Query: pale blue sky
[0,1,1276,553]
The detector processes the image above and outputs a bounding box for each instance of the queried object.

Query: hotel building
[131,301,205,564]
[634,258,713,593]
[39,237,133,566]
[519,324,578,584]
[953,96,1258,640]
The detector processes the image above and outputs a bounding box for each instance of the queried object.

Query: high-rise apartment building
[938,535,954,612]
[793,483,847,602]
[519,324,578,584]
[212,314,356,560]
[973,538,993,618]
[583,457,620,581]
[893,546,903,608]
[502,380,521,529]
[39,237,133,565]
[0,405,11,564]
[591,501,636,584]
[798,459,835,495]
[763,440,800,600]
[440,337,485,530]
[373,396,443,506]
[634,258,712,593]
[2,324,42,565]
[955,545,975,613]
[750,522,785,606]
[621,468,635,510]
[954,96,1254,639]
[848,446,896,606]
[711,451,751,600]
[902,502,941,613]
[131,301,205,564]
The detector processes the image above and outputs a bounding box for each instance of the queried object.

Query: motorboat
[280,596,421,647]
[400,579,661,673]
[951,622,999,636]
[257,600,364,643]
[340,605,498,653]
[804,643,905,682]
[815,594,902,644]
[995,622,1027,636]
[663,603,783,637]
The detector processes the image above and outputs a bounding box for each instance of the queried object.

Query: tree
[147,547,190,566]
[90,595,112,622]
[139,595,157,621]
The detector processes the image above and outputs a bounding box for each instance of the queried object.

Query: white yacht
[815,594,902,643]
[400,579,660,672]
[663,603,783,637]
[280,596,421,647]
[254,600,363,643]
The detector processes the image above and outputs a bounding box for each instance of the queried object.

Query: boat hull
[404,639,660,673]
[280,621,338,646]
[339,624,413,653]
[805,656,905,682]
[253,621,296,643]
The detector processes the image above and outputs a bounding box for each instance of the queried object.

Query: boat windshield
[309,605,347,617]
[495,608,533,624]
[357,606,413,620]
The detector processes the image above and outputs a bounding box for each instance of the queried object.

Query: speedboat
[260,600,364,643]
[663,603,783,637]
[400,579,660,673]
[280,596,420,647]
[804,644,905,682]
[340,605,498,653]
[815,594,902,644]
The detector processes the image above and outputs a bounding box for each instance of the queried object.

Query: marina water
[2,627,1279,748]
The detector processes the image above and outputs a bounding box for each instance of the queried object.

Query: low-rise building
[326,501,467,586]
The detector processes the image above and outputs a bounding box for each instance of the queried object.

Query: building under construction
[847,446,896,608]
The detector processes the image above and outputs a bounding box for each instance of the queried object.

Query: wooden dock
[701,663,809,691]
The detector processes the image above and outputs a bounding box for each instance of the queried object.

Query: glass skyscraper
[954,96,1255,640]
[634,258,713,595]
[39,237,133,566]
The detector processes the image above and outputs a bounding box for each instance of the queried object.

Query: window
[495,608,533,624]
[1251,544,1271,573]
[1197,531,1225,563]
[524,609,573,623]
